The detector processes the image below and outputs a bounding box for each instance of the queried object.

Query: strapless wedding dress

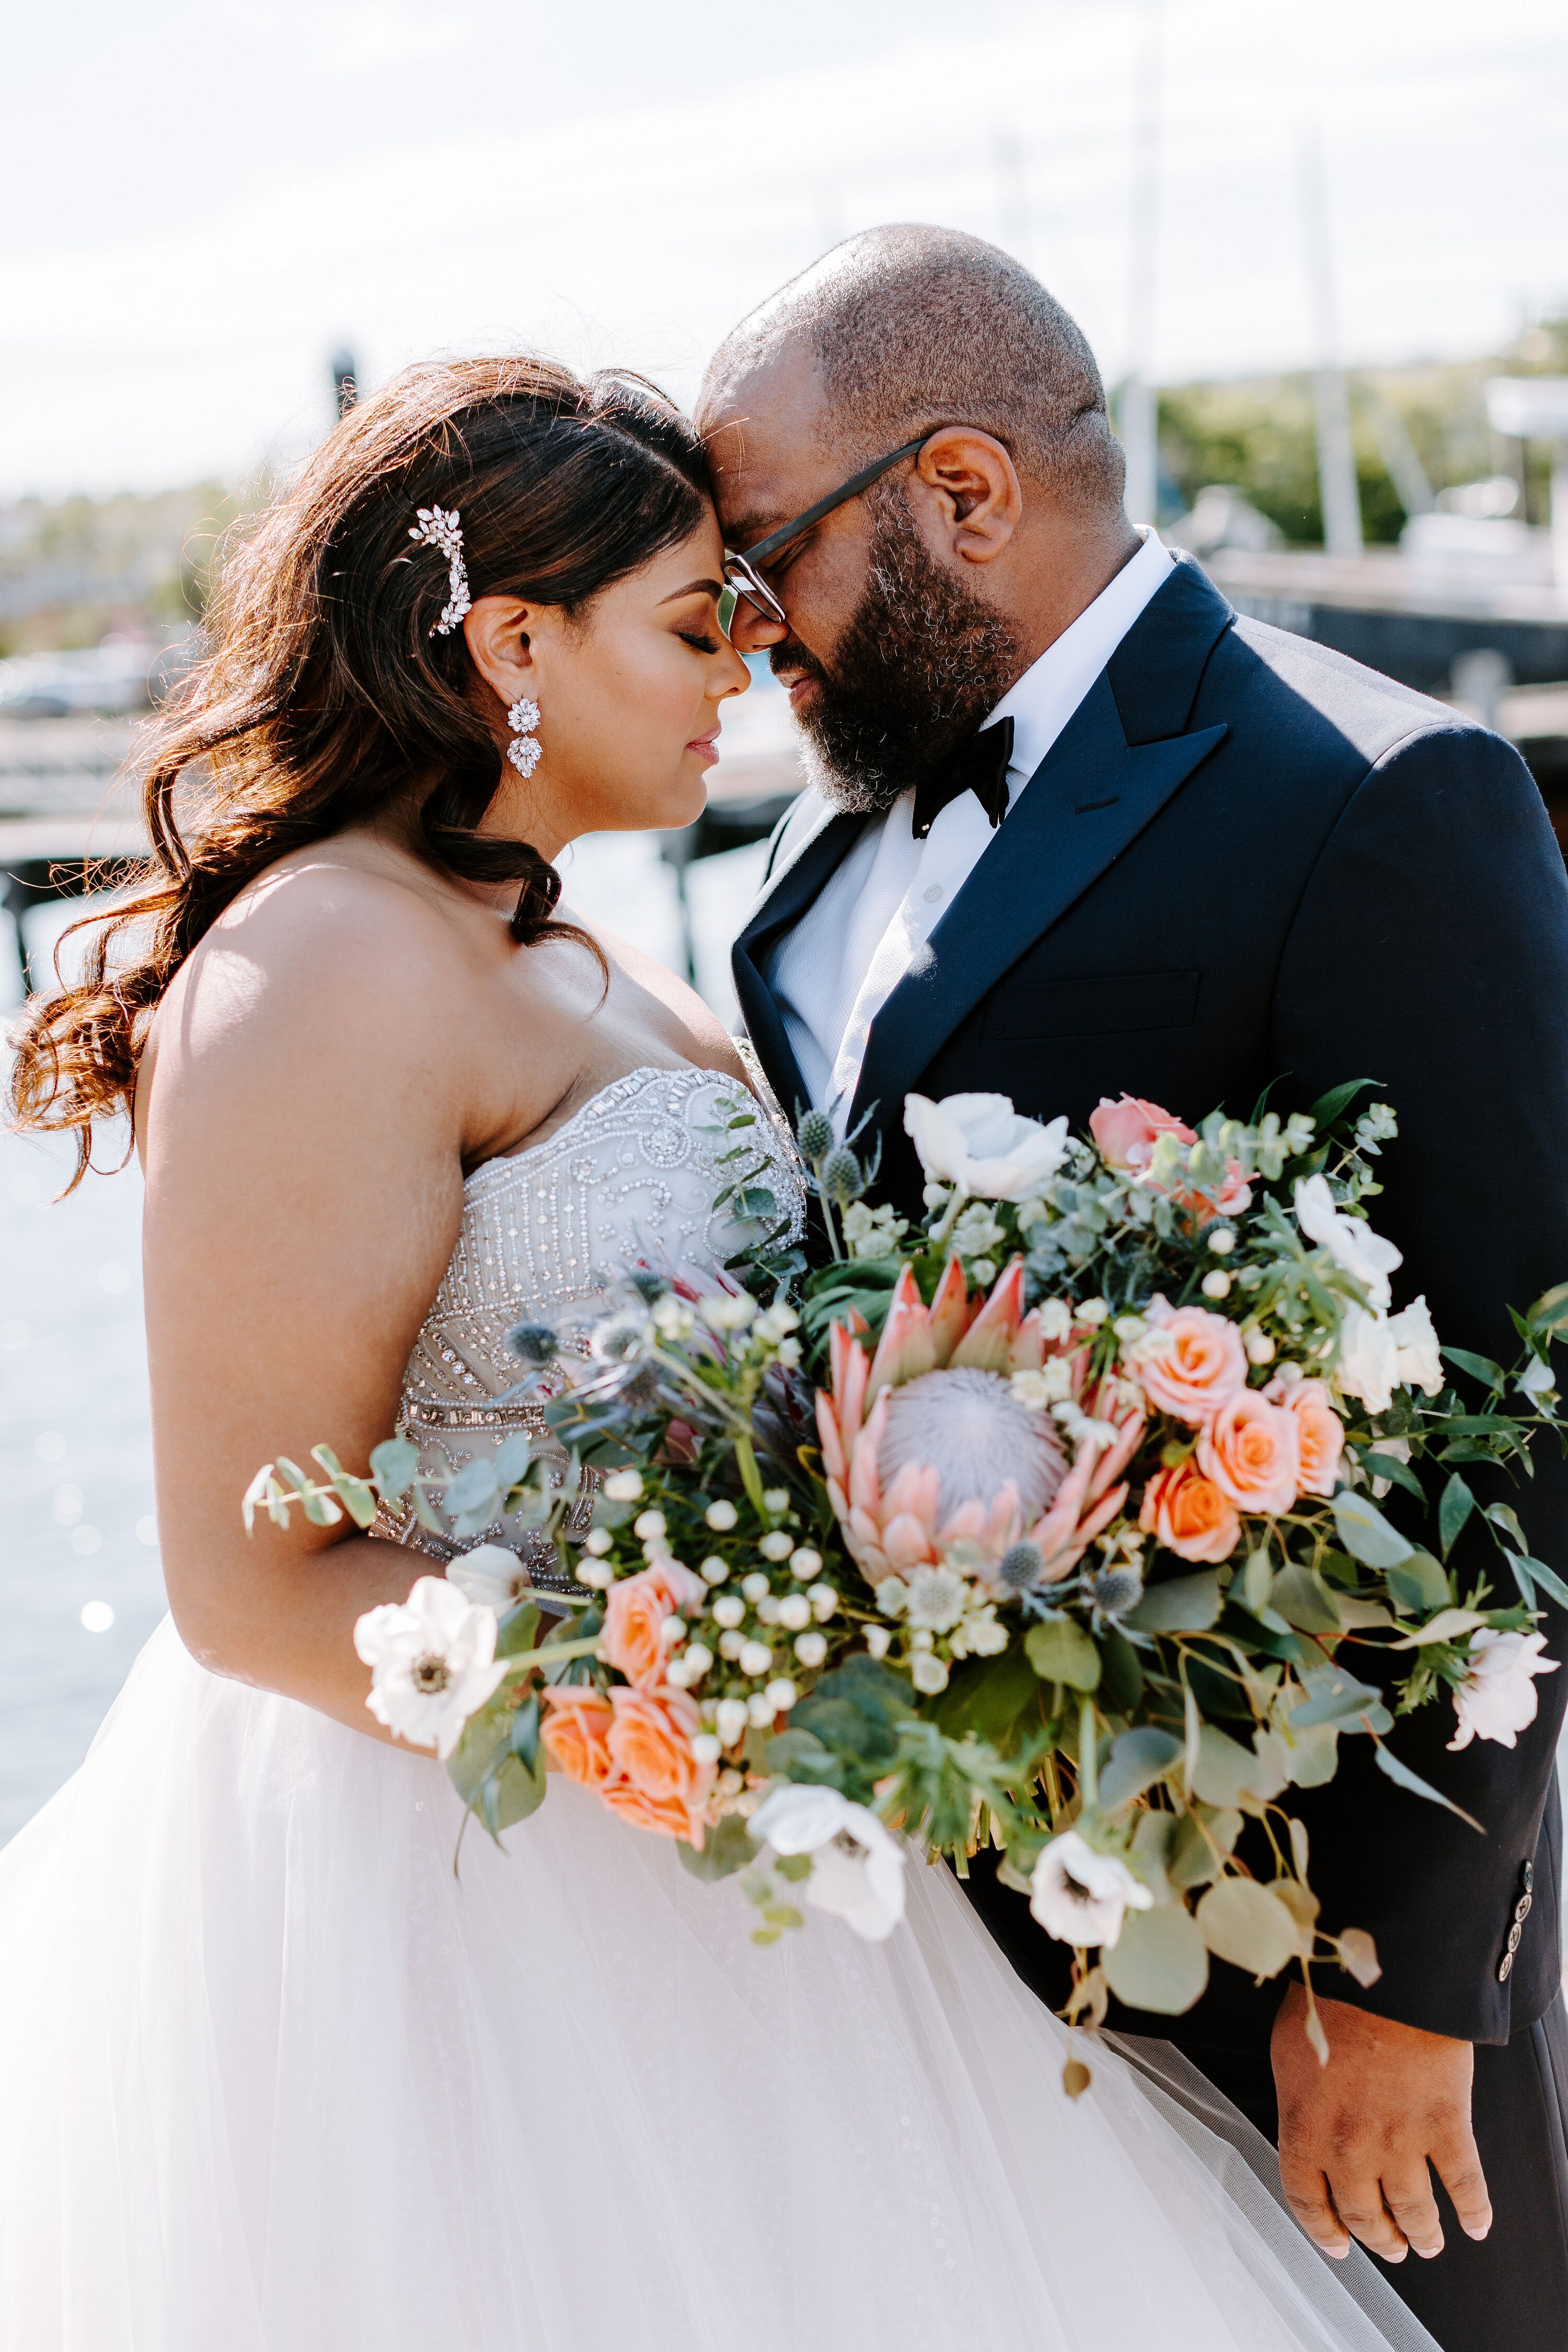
[0,1067,1433,2352]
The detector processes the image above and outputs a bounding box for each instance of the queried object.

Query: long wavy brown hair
[7,354,712,1188]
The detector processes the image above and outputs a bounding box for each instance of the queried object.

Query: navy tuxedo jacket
[733,555,1568,2054]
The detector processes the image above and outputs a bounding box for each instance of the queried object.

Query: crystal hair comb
[408,505,471,636]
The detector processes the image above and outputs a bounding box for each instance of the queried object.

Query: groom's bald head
[700,223,1123,508]
[699,226,1137,814]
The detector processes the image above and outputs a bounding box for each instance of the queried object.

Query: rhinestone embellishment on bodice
[372,1065,804,1586]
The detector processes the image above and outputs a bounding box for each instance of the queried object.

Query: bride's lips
[686,725,721,767]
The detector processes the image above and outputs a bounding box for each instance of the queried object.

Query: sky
[2,0,1565,499]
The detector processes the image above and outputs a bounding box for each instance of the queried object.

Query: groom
[700,225,1568,2351]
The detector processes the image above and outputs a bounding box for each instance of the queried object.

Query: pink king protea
[815,1261,1145,1589]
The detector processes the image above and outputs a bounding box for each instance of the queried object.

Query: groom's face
[701,352,1021,814]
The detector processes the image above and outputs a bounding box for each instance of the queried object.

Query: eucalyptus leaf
[1331,1490,1412,1570]
[370,1437,420,1502]
[1124,1570,1222,1634]
[1373,1742,1484,1831]
[1290,1663,1384,1731]
[478,1750,548,1836]
[495,1599,543,1659]
[1384,1550,1451,1617]
[445,1458,502,1518]
[1024,1615,1102,1692]
[1191,1724,1272,1808]
[1102,1903,1209,2014]
[677,1813,759,1882]
[491,1432,534,1487]
[1270,1561,1341,1634]
[1098,1727,1184,1812]
[1195,1878,1299,1978]
[273,1455,341,1528]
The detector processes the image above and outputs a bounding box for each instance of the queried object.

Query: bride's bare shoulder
[146,850,464,1099]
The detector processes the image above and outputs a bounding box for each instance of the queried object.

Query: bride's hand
[1272,1984,1493,2265]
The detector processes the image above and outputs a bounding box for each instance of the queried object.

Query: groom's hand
[1272,1985,1493,2264]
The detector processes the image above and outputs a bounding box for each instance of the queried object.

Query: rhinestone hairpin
[408,505,471,636]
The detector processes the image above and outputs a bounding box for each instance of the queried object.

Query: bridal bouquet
[251,1082,1566,2063]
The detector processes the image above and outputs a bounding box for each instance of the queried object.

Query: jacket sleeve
[1270,719,1568,2043]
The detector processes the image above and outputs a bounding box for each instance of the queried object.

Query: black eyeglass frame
[721,432,931,630]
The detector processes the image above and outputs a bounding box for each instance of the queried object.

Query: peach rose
[603,1684,714,1840]
[539,1688,616,1790]
[601,1558,707,1688]
[1136,1300,1250,1425]
[1170,1158,1254,1227]
[1090,1094,1196,1173]
[599,1776,703,1842]
[1264,1376,1345,1499]
[1139,1458,1241,1563]
[1197,1390,1300,1516]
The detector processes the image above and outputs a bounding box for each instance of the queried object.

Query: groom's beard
[774,485,1023,816]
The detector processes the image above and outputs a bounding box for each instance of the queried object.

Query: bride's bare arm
[139,863,538,1740]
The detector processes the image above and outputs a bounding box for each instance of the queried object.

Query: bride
[1,354,1433,2351]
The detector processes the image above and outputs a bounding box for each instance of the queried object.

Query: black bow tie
[910,716,1014,841]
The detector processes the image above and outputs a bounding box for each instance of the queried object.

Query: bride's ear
[463,594,546,712]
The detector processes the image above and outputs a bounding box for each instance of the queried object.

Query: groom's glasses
[721,433,931,632]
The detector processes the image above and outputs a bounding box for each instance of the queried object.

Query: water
[0,831,770,1841]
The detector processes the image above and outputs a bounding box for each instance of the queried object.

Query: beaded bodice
[373,1064,803,1588]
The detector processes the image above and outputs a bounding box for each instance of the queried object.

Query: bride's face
[465,513,750,857]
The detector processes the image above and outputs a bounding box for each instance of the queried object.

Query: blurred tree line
[1156,313,1568,544]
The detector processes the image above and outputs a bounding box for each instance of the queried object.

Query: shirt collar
[987,527,1175,792]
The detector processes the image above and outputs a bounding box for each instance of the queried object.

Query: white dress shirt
[765,528,1175,1126]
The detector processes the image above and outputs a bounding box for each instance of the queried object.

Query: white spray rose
[1028,1829,1154,1949]
[1448,1629,1559,1751]
[353,1575,508,1759]
[445,1543,528,1612]
[1333,1303,1402,1415]
[1294,1174,1403,1310]
[750,1782,908,1940]
[903,1092,1069,1202]
[1386,1296,1444,1397]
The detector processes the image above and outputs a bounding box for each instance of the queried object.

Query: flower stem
[733,1431,769,1520]
[930,1186,969,1250]
[494,1635,603,1680]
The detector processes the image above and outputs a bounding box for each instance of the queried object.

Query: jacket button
[1515,1893,1534,1925]
[1507,1922,1524,1954]
[1500,1950,1515,1981]
[1524,1861,1535,1894]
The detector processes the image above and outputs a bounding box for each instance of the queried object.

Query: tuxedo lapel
[848,560,1234,1134]
[731,805,869,1121]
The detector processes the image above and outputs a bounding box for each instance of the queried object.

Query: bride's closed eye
[679,629,722,654]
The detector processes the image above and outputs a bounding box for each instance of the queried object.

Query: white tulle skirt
[0,1618,1433,2352]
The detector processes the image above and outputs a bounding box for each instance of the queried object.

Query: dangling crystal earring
[506,696,541,777]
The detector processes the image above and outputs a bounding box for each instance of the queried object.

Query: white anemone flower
[903,1092,1069,1203]
[1448,1628,1559,1751]
[1294,1175,1403,1310]
[446,1543,529,1612]
[750,1782,907,1940]
[1028,1829,1153,1949]
[354,1574,508,1759]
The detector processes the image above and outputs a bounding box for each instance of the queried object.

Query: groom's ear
[910,428,1022,569]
